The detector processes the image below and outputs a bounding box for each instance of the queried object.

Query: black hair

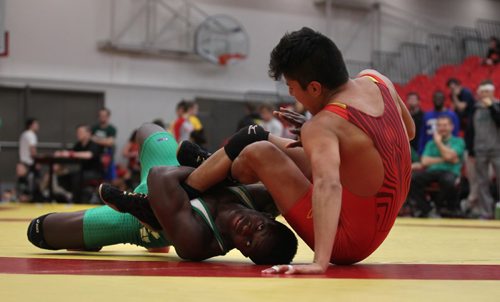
[100,107,111,116]
[433,90,445,99]
[407,92,420,99]
[446,78,460,87]
[249,221,298,265]
[176,100,190,112]
[479,79,494,86]
[152,118,165,128]
[25,118,37,130]
[75,124,91,132]
[129,129,138,142]
[258,103,276,113]
[269,27,349,90]
[437,114,453,124]
[244,102,257,113]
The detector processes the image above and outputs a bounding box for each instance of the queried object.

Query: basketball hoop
[195,15,250,66]
[218,53,246,66]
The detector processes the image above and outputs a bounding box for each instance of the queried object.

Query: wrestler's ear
[307,81,322,97]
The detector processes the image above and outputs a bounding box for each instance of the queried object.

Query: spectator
[56,125,103,203]
[171,100,193,142]
[122,129,140,189]
[17,118,41,201]
[406,92,424,152]
[447,78,475,133]
[409,115,465,217]
[91,108,117,181]
[469,81,500,219]
[236,102,262,131]
[259,103,284,137]
[187,101,207,146]
[418,91,460,154]
[485,36,500,66]
[294,101,312,120]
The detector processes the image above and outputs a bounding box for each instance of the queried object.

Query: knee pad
[224,125,269,161]
[27,213,58,250]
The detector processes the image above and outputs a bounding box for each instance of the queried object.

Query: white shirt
[19,129,37,165]
[262,118,284,137]
[179,120,194,142]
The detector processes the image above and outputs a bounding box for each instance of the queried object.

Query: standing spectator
[418,91,460,154]
[171,100,193,143]
[409,115,465,217]
[91,108,117,181]
[236,102,262,131]
[187,101,207,146]
[17,118,40,201]
[294,101,312,120]
[484,36,500,66]
[122,129,140,189]
[406,92,424,152]
[470,81,500,219]
[259,103,284,137]
[447,78,477,208]
[447,78,475,133]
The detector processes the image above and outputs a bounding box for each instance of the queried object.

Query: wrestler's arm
[291,116,342,273]
[147,166,218,261]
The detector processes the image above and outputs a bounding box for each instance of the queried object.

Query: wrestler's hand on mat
[262,262,327,275]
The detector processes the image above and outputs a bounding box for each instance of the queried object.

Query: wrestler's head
[224,208,298,264]
[268,27,348,114]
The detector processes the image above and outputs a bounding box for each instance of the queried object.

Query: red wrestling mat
[1,257,499,280]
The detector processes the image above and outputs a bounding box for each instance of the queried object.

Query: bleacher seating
[396,56,500,109]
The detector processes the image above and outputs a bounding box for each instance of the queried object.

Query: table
[34,155,85,201]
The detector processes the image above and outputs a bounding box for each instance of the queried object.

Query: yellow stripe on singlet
[361,75,379,83]
[327,102,347,109]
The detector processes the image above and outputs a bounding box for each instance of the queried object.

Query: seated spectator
[485,36,500,66]
[469,81,500,219]
[406,92,423,152]
[56,125,103,203]
[409,115,465,217]
[259,103,284,137]
[418,91,460,154]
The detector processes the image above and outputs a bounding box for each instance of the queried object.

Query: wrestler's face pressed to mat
[223,208,276,257]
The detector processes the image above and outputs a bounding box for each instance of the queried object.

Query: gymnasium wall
[1,0,500,164]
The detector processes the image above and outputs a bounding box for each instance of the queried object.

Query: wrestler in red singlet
[284,74,412,265]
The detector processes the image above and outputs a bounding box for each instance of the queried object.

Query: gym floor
[1,203,499,302]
